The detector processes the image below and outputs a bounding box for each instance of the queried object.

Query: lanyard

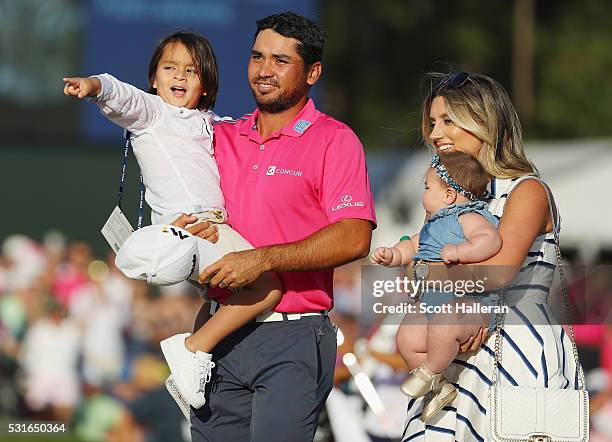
[117,130,145,229]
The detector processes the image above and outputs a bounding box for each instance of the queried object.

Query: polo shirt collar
[238,98,319,139]
[239,112,257,137]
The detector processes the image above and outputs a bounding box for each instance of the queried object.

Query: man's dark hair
[255,12,326,70]
[148,30,219,110]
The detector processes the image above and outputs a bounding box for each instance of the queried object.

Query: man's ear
[445,187,458,204]
[306,61,322,86]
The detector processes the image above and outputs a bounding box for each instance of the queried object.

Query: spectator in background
[111,354,187,442]
[53,241,93,307]
[573,268,612,372]
[586,368,612,441]
[71,283,126,387]
[73,386,126,442]
[1,235,47,294]
[362,313,409,442]
[19,297,80,420]
[333,262,363,318]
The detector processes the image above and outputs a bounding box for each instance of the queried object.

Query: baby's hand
[440,244,460,263]
[63,77,101,99]
[370,247,393,266]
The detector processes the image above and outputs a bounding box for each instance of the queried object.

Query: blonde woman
[400,72,580,441]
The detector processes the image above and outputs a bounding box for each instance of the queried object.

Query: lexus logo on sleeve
[331,194,364,212]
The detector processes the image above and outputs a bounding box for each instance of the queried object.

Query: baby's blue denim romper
[413,201,500,331]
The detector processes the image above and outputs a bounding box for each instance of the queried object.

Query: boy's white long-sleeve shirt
[93,73,225,224]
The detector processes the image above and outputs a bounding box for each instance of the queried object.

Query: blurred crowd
[1,232,612,441]
[0,233,194,441]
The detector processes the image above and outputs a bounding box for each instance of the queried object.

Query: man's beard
[251,81,309,114]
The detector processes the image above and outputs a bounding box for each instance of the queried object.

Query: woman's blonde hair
[421,73,537,179]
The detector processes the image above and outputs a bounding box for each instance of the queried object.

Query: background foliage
[321,0,612,148]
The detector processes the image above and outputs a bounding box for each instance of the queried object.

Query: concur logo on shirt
[331,194,364,212]
[266,165,303,177]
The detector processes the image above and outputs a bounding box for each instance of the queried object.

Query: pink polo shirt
[212,99,376,312]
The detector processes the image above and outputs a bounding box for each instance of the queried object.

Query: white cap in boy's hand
[115,224,222,286]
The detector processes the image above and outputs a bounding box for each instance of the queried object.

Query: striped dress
[402,176,580,442]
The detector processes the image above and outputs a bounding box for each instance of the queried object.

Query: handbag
[487,182,589,442]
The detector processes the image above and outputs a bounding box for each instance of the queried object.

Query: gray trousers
[190,315,337,442]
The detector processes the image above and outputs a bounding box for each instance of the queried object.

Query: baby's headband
[430,154,479,202]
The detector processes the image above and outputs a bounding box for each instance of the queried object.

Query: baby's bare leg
[425,301,489,373]
[424,322,484,373]
[185,272,282,353]
[397,311,429,370]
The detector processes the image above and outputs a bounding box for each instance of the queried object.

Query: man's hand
[370,247,393,266]
[199,249,268,289]
[458,326,488,353]
[63,77,102,99]
[172,214,219,243]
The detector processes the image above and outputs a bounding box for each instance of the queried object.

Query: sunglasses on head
[436,72,470,90]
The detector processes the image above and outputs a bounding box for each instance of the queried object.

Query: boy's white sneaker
[160,333,215,410]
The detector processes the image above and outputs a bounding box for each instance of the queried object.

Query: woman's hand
[458,327,488,353]
[172,214,219,243]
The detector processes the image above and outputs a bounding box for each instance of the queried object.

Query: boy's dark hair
[255,12,326,70]
[439,151,490,198]
[147,31,218,110]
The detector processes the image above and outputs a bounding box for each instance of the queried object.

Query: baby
[371,151,501,422]
[63,31,282,418]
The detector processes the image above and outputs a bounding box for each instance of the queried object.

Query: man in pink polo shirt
[176,12,375,442]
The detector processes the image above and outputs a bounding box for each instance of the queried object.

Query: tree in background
[534,0,612,138]
[322,0,612,148]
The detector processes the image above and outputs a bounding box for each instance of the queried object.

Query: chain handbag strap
[491,290,506,385]
[491,181,585,391]
[554,229,585,390]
